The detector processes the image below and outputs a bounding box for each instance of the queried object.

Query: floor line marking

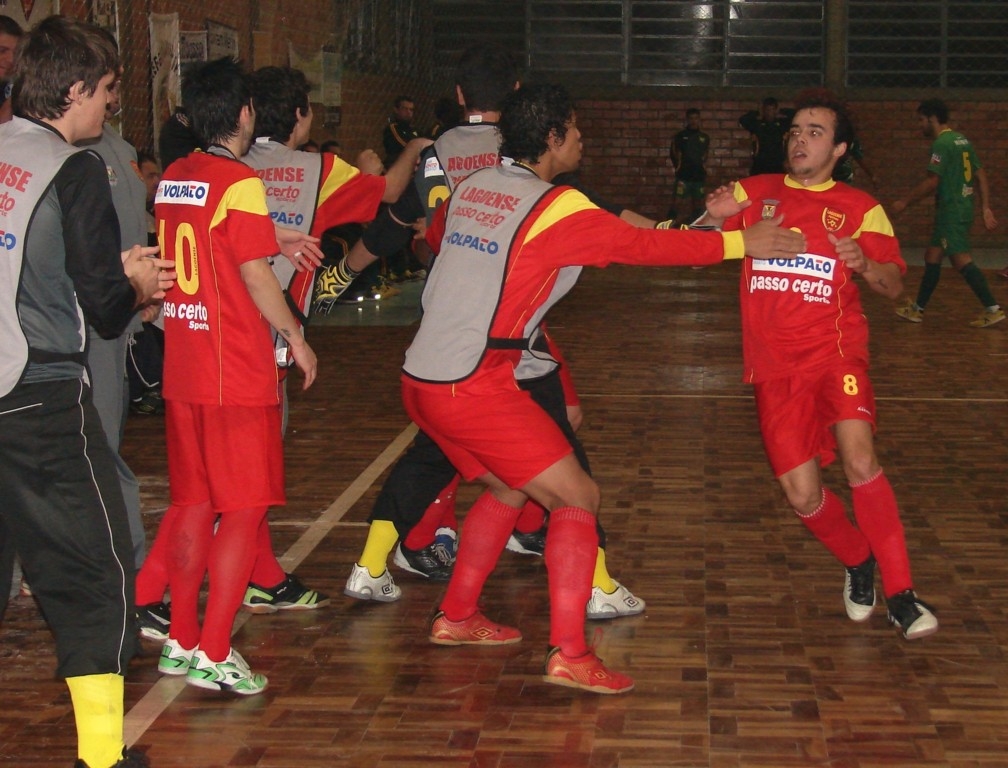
[579,392,1008,404]
[123,423,418,745]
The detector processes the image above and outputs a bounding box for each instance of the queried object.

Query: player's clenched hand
[830,234,866,273]
[830,234,903,298]
[356,149,384,176]
[742,216,806,260]
[289,338,318,390]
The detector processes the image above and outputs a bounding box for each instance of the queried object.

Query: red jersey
[412,166,743,396]
[243,140,388,333]
[313,153,386,235]
[155,150,282,406]
[726,175,905,383]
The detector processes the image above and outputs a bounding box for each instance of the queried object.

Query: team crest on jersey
[822,207,845,232]
[761,199,779,220]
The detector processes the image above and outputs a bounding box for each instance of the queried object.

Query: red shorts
[165,400,285,511]
[401,378,573,488]
[753,361,876,477]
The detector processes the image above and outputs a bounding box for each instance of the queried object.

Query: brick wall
[50,5,1008,248]
[60,1,437,167]
[577,95,1008,248]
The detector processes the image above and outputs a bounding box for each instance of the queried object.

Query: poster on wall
[0,0,55,28]
[288,44,324,105]
[206,20,238,61]
[288,44,342,109]
[149,13,180,156]
[321,48,342,107]
[179,30,208,66]
[91,0,118,39]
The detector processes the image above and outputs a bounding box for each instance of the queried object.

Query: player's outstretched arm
[741,217,805,261]
[382,137,434,203]
[355,149,384,176]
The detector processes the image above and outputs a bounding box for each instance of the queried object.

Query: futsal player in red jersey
[701,91,938,641]
[153,58,318,694]
[404,83,804,694]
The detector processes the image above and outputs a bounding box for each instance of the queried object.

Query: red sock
[135,504,178,605]
[404,475,460,550]
[248,514,286,588]
[165,502,215,650]
[545,506,598,656]
[796,488,870,567]
[514,499,546,534]
[439,492,521,621]
[438,502,458,533]
[199,507,268,661]
[851,470,912,597]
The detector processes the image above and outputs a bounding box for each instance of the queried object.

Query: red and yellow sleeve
[313,154,387,233]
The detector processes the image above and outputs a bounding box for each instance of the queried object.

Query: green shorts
[675,180,705,201]
[931,217,972,256]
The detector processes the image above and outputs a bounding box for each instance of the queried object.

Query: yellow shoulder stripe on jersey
[524,188,596,242]
[852,203,895,239]
[319,156,361,201]
[212,176,271,230]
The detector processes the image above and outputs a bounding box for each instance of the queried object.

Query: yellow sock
[66,673,125,768]
[592,547,617,593]
[358,520,400,577]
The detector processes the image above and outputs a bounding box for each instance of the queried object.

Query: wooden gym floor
[2,259,1007,767]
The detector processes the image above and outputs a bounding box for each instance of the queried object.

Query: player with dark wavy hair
[342,47,645,622]
[403,82,803,694]
[497,83,573,163]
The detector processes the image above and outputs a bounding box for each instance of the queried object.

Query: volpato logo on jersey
[270,210,305,226]
[156,180,209,206]
[446,230,499,254]
[822,207,845,232]
[749,253,836,304]
[753,253,835,278]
